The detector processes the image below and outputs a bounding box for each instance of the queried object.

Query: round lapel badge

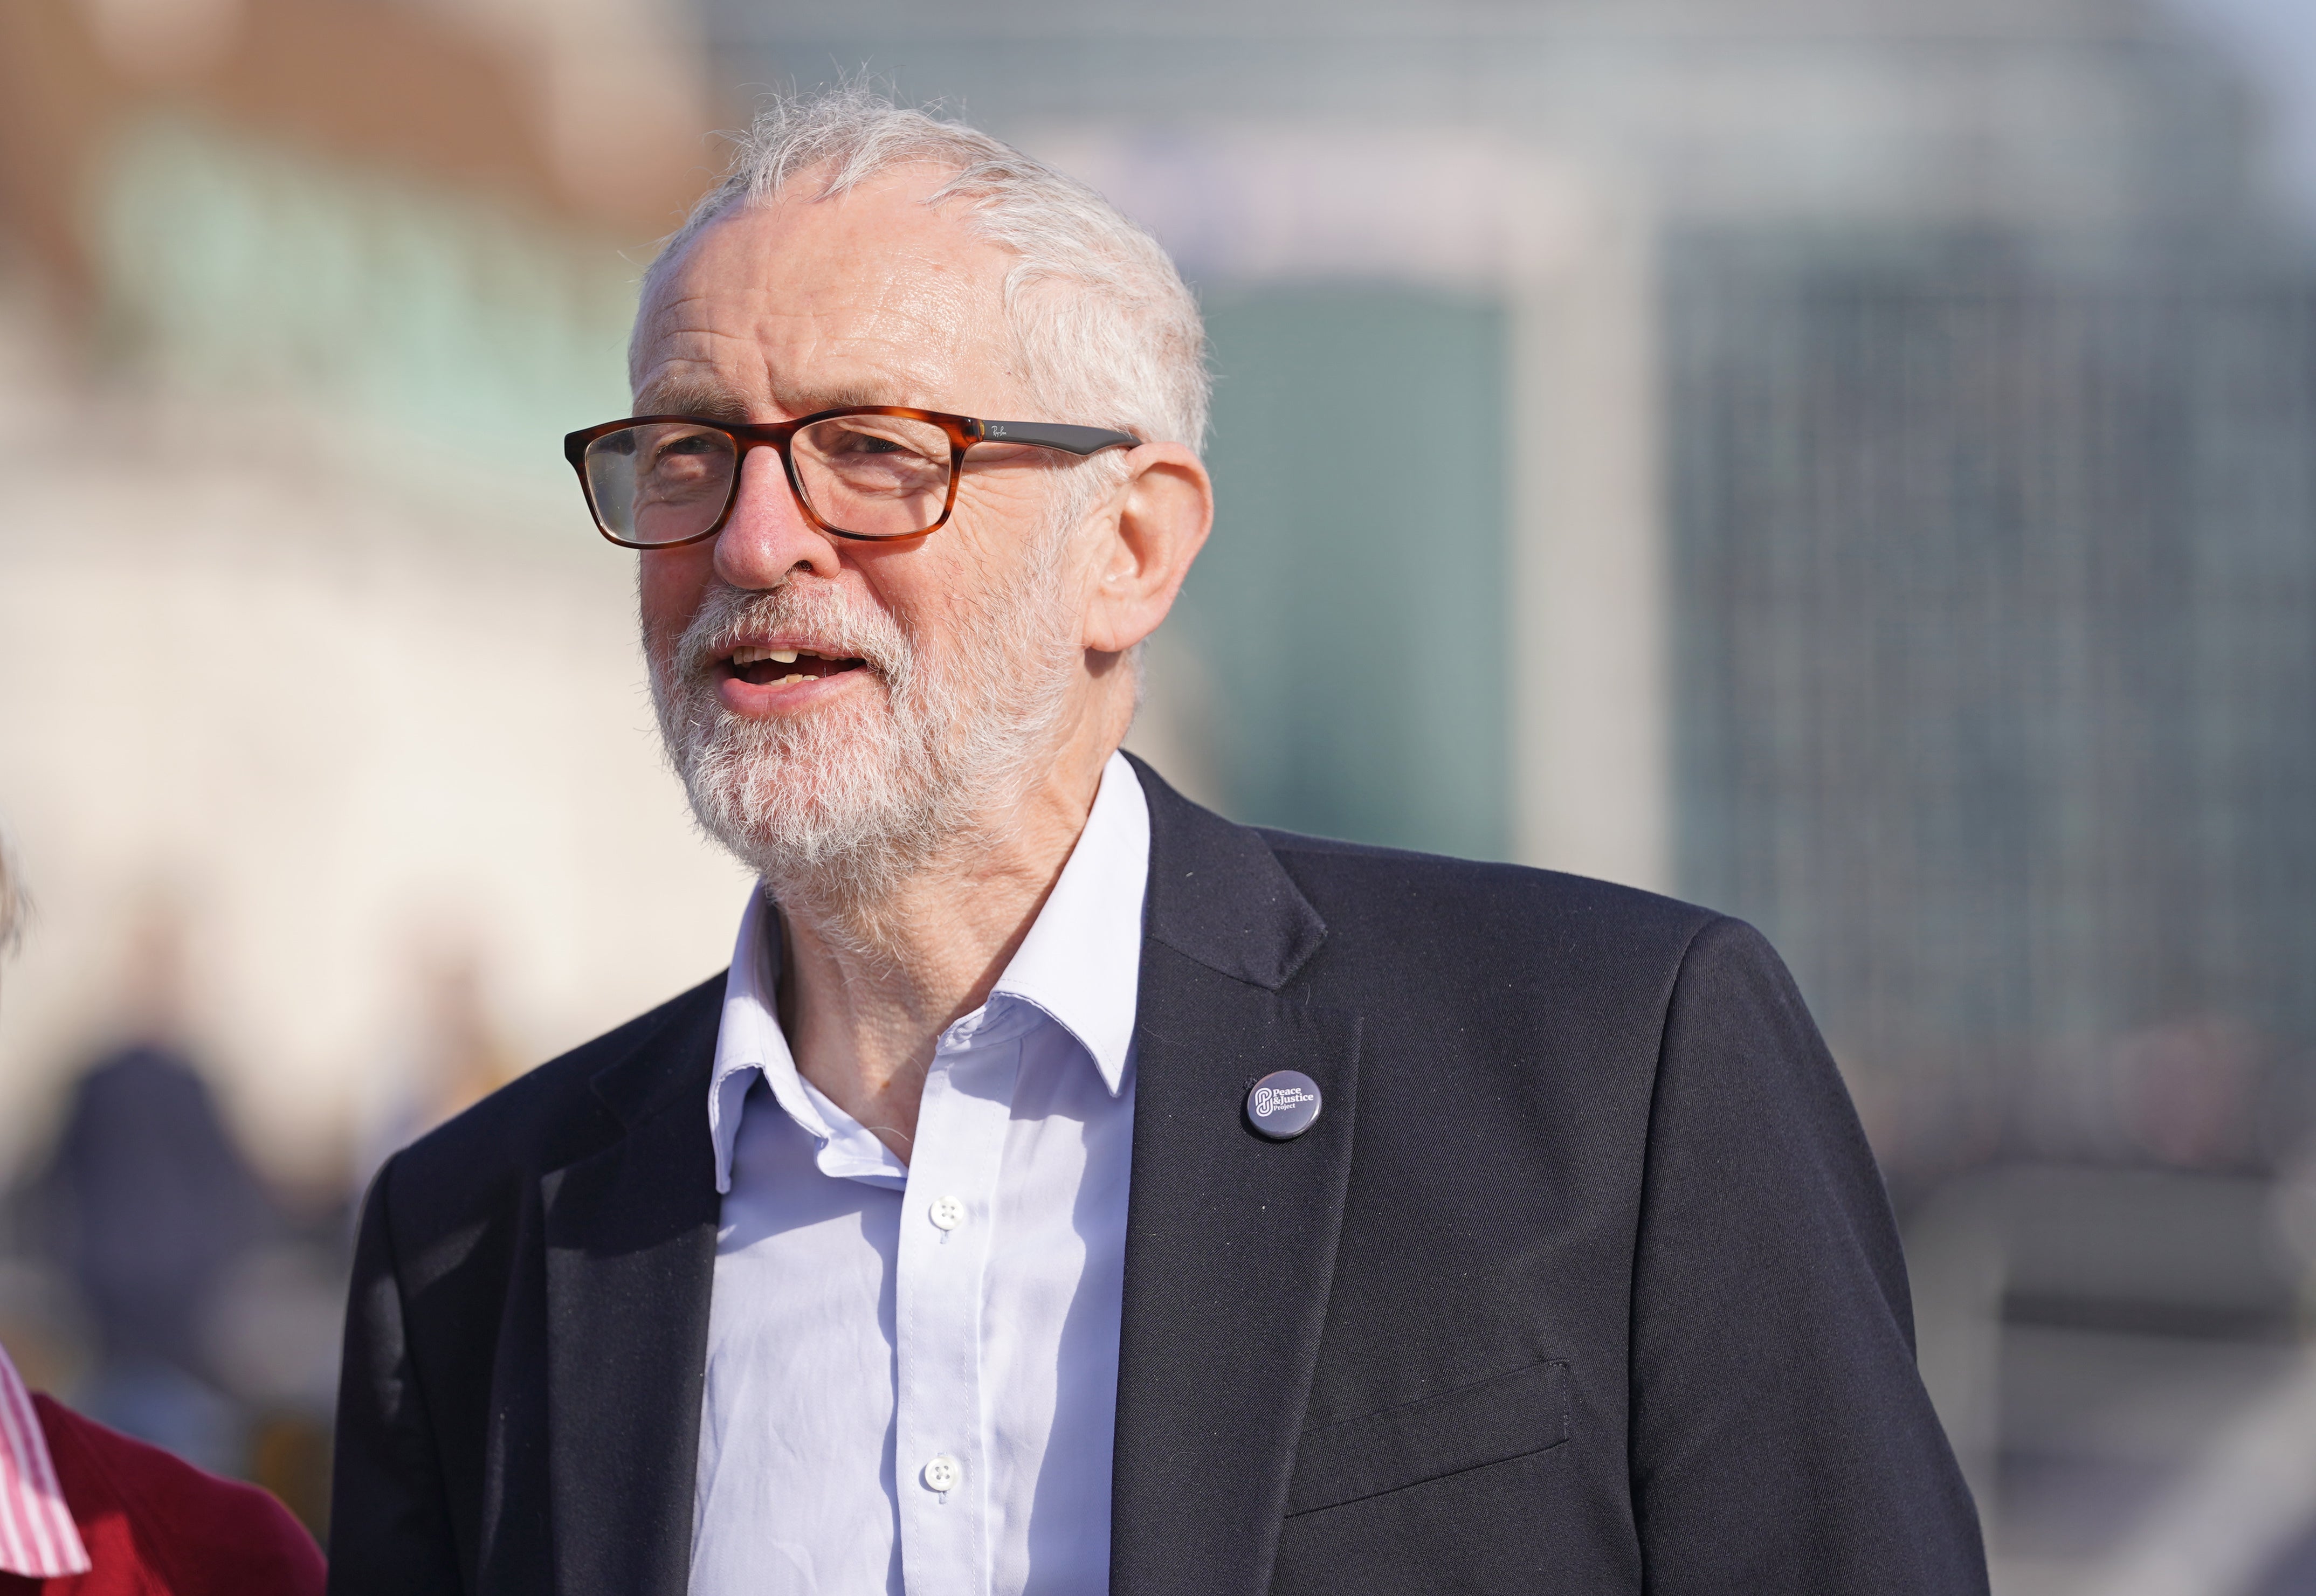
[1245,1070,1323,1140]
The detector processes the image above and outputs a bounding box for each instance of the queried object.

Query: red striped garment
[0,1346,88,1579]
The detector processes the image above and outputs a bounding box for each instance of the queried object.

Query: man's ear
[1082,443,1213,655]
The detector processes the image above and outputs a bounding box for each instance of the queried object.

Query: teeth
[732,645,805,666]
[769,649,797,664]
[778,674,807,686]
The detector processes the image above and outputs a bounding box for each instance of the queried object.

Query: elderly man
[329,91,1985,1596]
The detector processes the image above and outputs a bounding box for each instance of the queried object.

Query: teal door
[1173,284,1511,860]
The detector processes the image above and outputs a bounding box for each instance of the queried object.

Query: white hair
[636,84,1210,454]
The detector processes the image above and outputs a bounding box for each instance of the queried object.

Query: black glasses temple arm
[974,422,1140,455]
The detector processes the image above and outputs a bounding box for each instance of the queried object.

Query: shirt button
[928,1195,967,1232]
[922,1455,963,1493]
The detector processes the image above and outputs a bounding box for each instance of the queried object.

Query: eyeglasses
[563,407,1141,549]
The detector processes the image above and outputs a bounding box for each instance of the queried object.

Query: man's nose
[713,446,842,590]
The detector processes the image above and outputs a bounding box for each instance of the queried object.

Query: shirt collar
[985,750,1148,1096]
[708,750,1150,1194]
[0,1343,92,1578]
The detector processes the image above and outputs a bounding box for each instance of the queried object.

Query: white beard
[646,526,1082,930]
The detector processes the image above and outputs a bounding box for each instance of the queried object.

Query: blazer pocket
[1285,1358,1570,1516]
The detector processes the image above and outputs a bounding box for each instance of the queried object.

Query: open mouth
[725,644,870,688]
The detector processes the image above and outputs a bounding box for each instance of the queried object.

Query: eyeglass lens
[583,417,955,544]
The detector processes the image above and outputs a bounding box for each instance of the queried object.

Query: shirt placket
[894,1015,1021,1596]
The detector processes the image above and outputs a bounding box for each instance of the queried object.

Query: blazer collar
[1127,751,1326,992]
[1112,756,1364,1596]
[587,973,726,1132]
[541,977,724,1596]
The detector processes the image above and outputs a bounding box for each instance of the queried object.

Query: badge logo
[1245,1070,1324,1140]
[1251,1084,1313,1117]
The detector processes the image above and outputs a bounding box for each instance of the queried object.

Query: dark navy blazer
[328,757,1988,1595]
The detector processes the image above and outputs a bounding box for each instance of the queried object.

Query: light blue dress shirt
[690,752,1148,1596]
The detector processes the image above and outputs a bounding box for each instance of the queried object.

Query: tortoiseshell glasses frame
[563,406,1142,550]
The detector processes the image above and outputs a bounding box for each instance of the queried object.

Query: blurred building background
[2,0,2313,1589]
[0,0,753,1537]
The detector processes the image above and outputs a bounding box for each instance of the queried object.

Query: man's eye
[831,432,907,456]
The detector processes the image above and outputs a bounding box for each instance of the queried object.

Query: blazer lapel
[1112,759,1363,1596]
[541,982,723,1596]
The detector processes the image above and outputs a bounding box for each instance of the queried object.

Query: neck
[769,710,1125,1164]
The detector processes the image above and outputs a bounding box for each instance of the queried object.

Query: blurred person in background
[330,88,1984,1595]
[0,831,323,1593]
[32,897,273,1476]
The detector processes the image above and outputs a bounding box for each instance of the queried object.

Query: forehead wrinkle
[642,274,962,378]
[765,278,985,405]
[632,186,1025,424]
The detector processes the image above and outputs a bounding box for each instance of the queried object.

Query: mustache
[671,582,913,684]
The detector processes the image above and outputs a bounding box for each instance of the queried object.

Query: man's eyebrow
[770,382,908,415]
[634,380,753,422]
[631,381,921,422]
